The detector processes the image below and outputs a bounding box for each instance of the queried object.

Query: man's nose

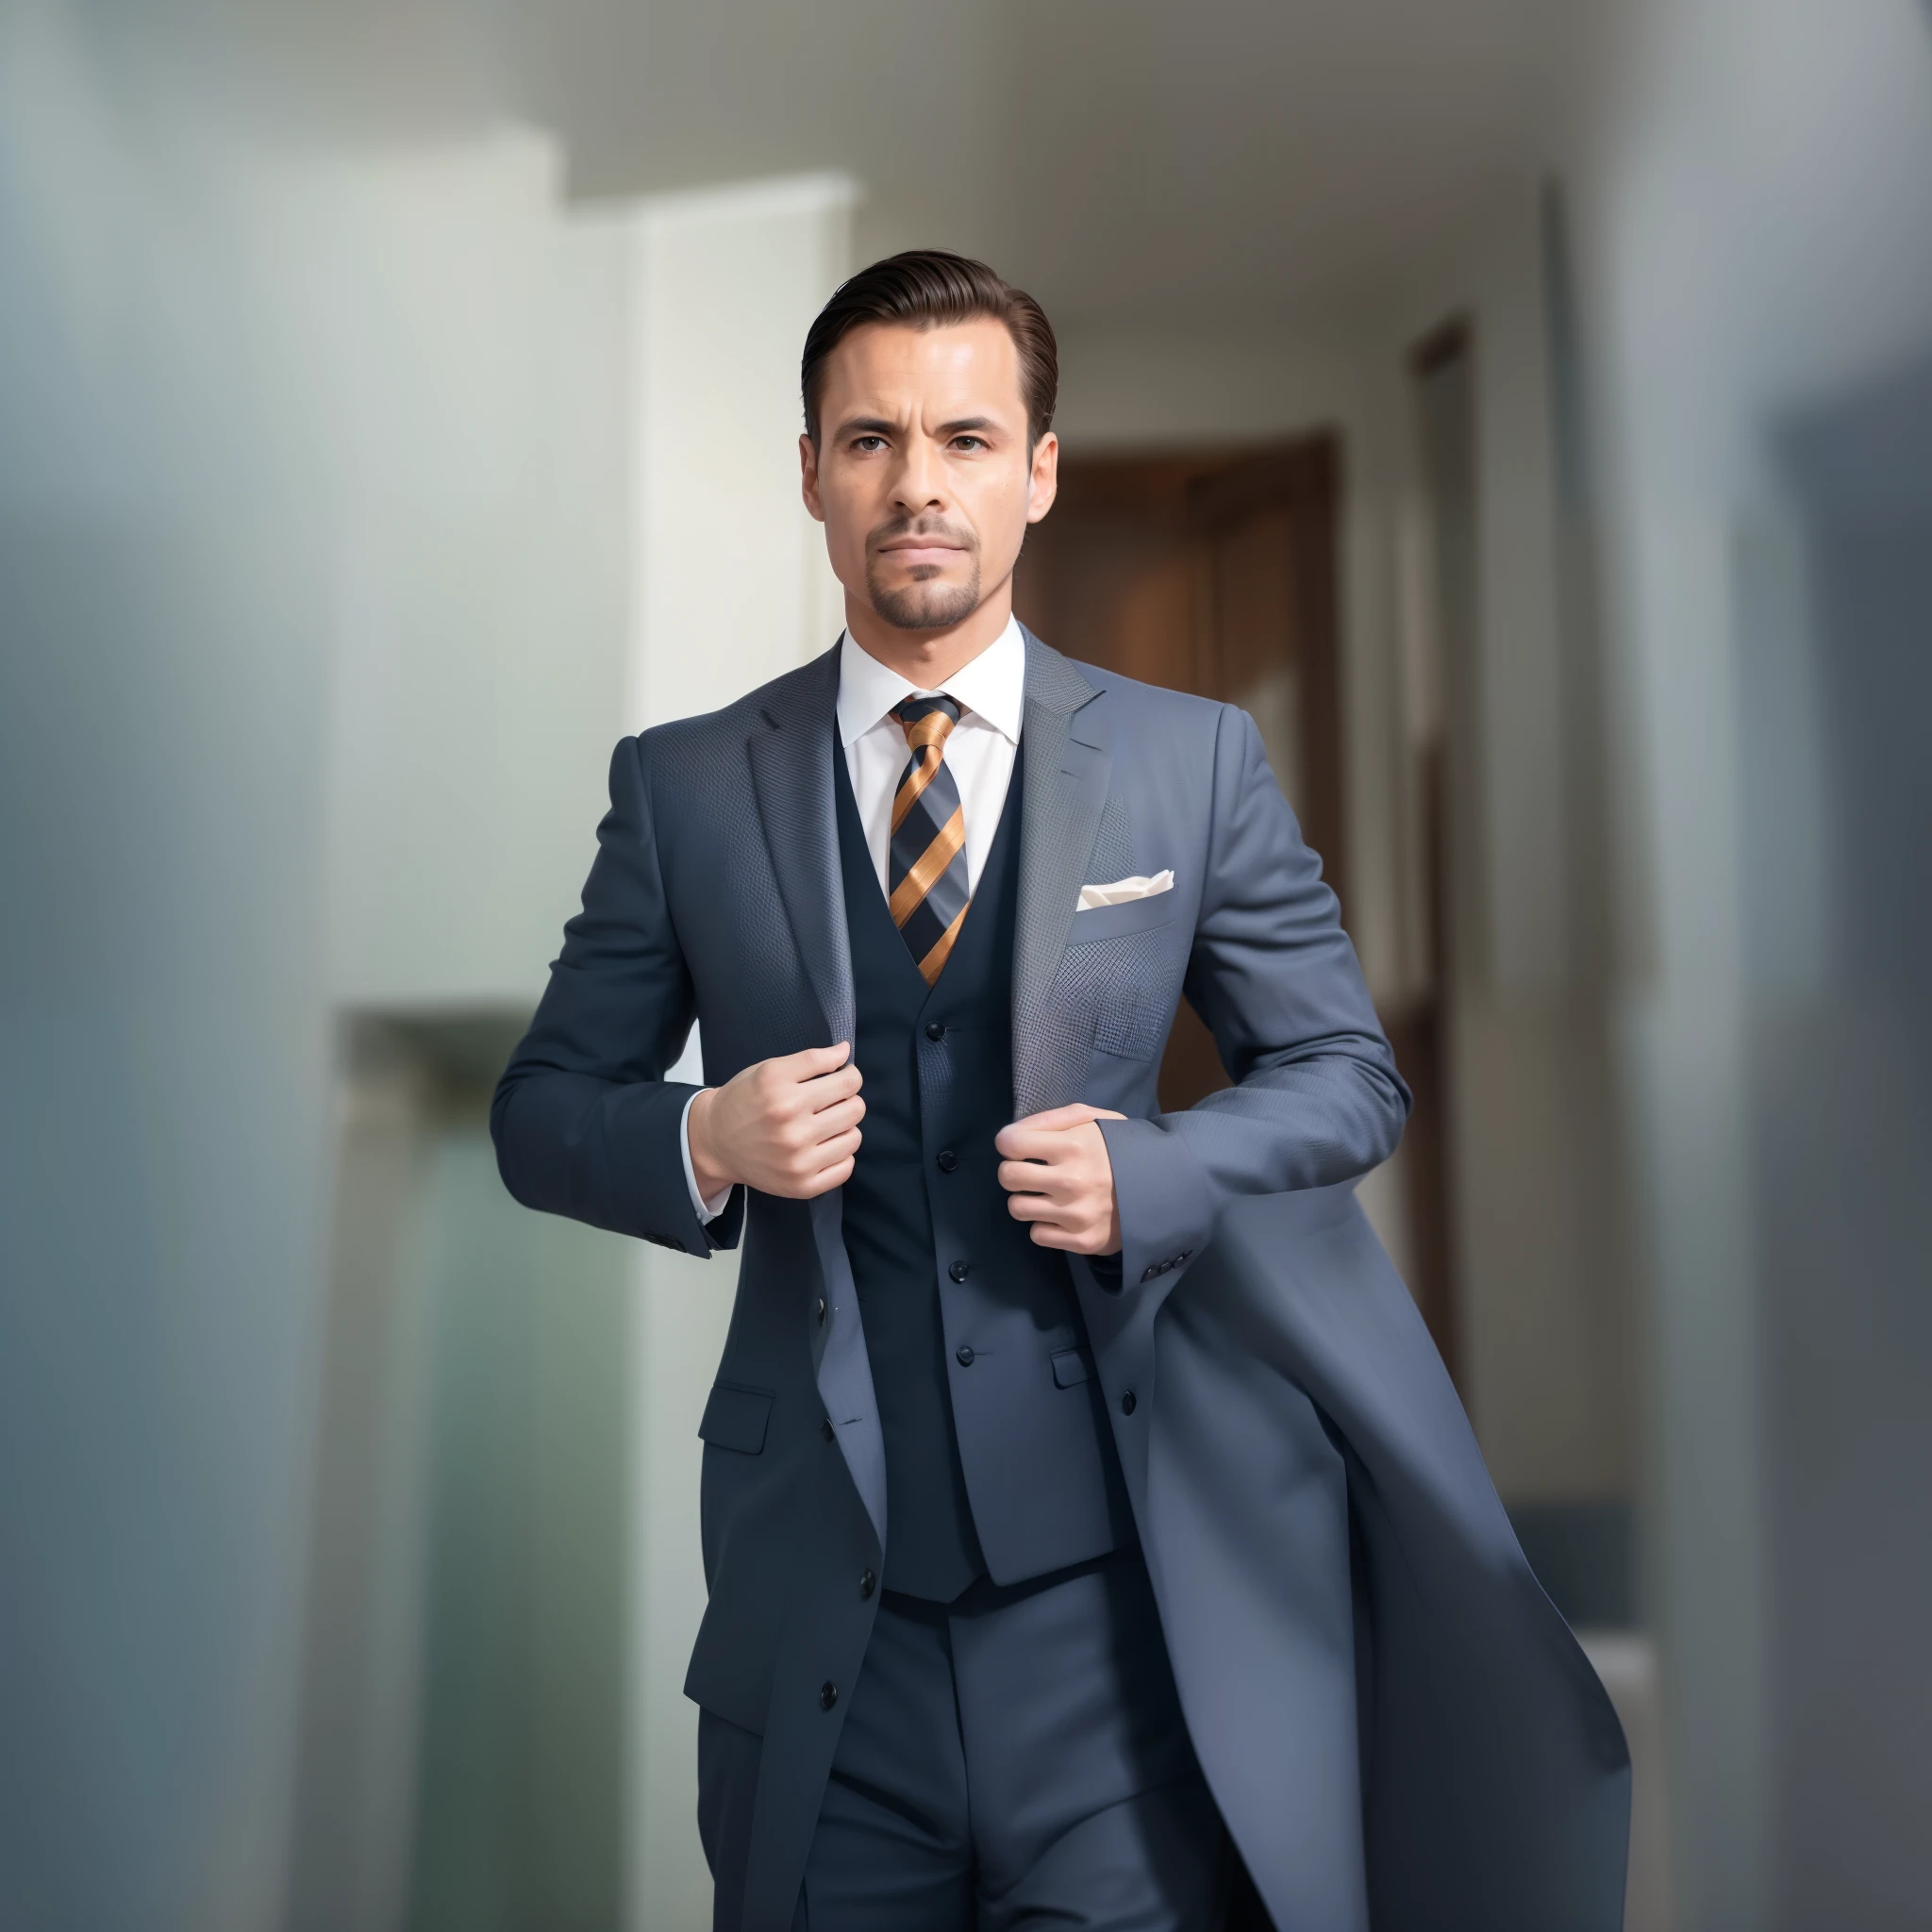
[891,439,946,513]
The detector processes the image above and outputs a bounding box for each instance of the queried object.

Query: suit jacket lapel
[1012,630,1109,1119]
[745,644,856,1054]
[745,647,887,1547]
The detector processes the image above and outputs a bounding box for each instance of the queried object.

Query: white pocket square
[1076,870,1174,910]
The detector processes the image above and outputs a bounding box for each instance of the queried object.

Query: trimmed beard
[865,549,982,632]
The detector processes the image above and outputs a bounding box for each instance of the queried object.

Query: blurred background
[2,1,1928,1927]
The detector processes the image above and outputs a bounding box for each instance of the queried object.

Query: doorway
[1013,435,1344,1113]
[1014,430,1462,1380]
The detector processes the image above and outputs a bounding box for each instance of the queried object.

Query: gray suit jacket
[493,631,1630,1930]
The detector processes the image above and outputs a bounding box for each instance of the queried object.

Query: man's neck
[842,581,1015,689]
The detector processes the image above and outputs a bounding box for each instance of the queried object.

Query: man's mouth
[879,541,966,569]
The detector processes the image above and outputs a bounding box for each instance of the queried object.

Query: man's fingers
[1025,1223,1081,1251]
[780,1041,853,1080]
[1024,1218,1109,1254]
[1012,1103,1125,1129]
[993,1125,1067,1167]
[994,1106,1124,1158]
[784,1120,861,1170]
[1003,1188,1061,1222]
[796,1153,857,1198]
[997,1158,1073,1199]
[1009,1102,1104,1133]
[810,1126,863,1167]
[774,1127,862,1196]
[994,1108,1089,1156]
[798,1095,865,1141]
[799,1064,864,1110]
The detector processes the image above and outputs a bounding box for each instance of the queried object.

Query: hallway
[1,4,1928,1928]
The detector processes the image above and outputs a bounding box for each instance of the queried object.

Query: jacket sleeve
[1096,705,1409,1291]
[491,734,744,1257]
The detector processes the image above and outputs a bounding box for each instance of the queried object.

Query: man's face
[801,317,1058,633]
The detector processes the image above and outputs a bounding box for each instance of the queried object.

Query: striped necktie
[888,694,971,985]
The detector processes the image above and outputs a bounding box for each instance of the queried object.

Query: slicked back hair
[801,249,1058,449]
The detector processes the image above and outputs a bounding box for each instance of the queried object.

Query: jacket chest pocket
[1066,891,1176,943]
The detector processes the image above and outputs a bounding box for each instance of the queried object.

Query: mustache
[867,516,976,553]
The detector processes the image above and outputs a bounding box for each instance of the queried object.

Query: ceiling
[519,0,1577,330]
[82,0,1579,331]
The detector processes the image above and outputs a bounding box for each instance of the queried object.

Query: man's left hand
[995,1104,1125,1256]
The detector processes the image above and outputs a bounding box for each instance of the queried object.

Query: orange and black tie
[888,694,971,985]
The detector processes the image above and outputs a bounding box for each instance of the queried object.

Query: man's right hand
[686,1043,864,1202]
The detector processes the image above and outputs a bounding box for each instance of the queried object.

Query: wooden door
[1013,434,1344,1111]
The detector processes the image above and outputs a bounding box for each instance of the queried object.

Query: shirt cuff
[679,1089,735,1224]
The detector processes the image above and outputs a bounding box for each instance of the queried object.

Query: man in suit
[494,251,1627,1931]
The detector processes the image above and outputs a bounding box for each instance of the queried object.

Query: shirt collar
[835,615,1026,749]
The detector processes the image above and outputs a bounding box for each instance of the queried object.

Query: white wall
[622,175,854,1931]
[1564,2,1932,1923]
[0,13,634,1918]
[1374,184,1638,1507]
[320,140,634,1009]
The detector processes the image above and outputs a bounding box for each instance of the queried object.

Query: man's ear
[1025,430,1059,525]
[799,433,825,524]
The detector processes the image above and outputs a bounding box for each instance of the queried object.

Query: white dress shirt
[679,616,1028,1222]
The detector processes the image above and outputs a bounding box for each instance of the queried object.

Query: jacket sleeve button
[820,1681,839,1710]
[949,1258,970,1283]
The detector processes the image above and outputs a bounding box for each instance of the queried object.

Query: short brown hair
[801,250,1058,448]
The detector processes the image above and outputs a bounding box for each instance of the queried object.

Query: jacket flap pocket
[1051,1347,1094,1390]
[1067,891,1176,943]
[698,1381,774,1455]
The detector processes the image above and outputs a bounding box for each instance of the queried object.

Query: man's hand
[688,1043,864,1202]
[994,1104,1126,1256]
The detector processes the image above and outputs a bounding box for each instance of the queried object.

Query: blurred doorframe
[1388,314,1480,1387]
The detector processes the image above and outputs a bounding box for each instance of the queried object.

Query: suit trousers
[698,1549,1229,1931]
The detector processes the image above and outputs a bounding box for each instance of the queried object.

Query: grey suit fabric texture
[492,631,1631,1931]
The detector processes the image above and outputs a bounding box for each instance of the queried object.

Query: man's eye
[853,436,888,453]
[952,436,987,451]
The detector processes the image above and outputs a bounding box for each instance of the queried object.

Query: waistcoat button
[859,1568,876,1599]
[956,1345,975,1367]
[815,1296,827,1325]
[948,1258,970,1283]
[1121,1390,1138,1416]
[820,1682,839,1711]
[936,1148,958,1173]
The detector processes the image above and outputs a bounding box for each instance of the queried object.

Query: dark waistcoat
[834,735,1133,1602]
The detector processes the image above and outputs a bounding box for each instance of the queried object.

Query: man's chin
[868,577,982,632]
